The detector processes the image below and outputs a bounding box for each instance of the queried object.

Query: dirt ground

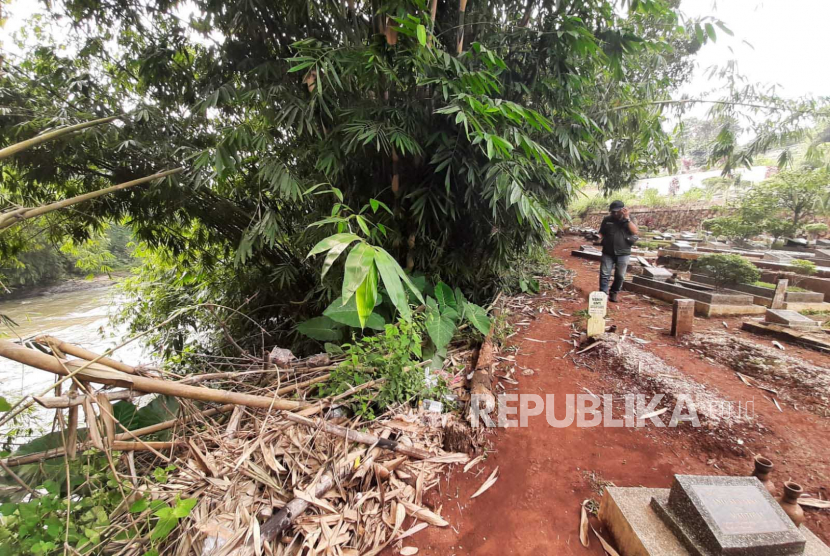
[395,235,830,555]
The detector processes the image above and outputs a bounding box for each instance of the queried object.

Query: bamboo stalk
[34,389,149,409]
[36,335,137,374]
[0,168,184,231]
[520,0,534,26]
[275,373,331,395]
[113,404,234,440]
[0,115,118,160]
[0,340,307,411]
[0,405,234,468]
[66,383,79,459]
[258,466,343,546]
[456,0,469,55]
[0,442,179,467]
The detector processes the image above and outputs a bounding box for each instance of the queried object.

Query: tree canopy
[0,0,746,354]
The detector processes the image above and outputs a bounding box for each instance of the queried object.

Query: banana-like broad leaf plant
[307,233,424,328]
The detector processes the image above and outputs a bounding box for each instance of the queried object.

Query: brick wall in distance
[580,206,730,230]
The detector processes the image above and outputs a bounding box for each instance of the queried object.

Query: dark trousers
[600,253,630,294]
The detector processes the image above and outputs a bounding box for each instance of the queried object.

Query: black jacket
[600,215,634,256]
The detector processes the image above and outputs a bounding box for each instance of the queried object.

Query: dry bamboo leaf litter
[579,500,590,547]
[0,337,481,556]
[470,467,499,499]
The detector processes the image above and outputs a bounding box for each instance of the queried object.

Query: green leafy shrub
[0,458,197,556]
[790,259,817,276]
[805,223,828,237]
[692,254,760,285]
[788,259,817,288]
[496,245,557,294]
[317,319,447,419]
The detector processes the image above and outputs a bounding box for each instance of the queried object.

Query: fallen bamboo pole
[35,336,138,374]
[113,404,234,440]
[0,340,306,411]
[1,342,436,462]
[0,441,179,467]
[276,373,331,395]
[34,389,149,409]
[1,404,234,468]
[255,464,345,549]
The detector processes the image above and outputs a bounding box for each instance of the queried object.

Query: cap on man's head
[609,200,625,212]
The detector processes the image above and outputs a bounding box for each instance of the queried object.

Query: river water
[0,284,151,429]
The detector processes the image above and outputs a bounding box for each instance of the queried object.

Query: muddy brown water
[0,284,151,434]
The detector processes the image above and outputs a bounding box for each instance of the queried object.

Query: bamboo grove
[1,0,713,356]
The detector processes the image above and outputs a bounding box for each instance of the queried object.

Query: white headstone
[588,291,608,318]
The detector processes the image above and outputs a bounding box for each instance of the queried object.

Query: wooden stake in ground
[586,291,607,337]
[771,278,788,310]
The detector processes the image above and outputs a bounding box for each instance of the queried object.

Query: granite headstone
[651,475,806,556]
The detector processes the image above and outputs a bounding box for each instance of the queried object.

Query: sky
[679,0,830,99]
[1,0,828,101]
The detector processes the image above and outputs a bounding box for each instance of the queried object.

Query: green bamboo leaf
[342,242,375,302]
[715,21,734,36]
[374,248,412,320]
[464,302,491,336]
[354,264,378,328]
[307,233,360,258]
[704,22,716,42]
[321,239,354,278]
[416,24,427,46]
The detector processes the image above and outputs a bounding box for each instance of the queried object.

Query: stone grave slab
[601,485,830,556]
[643,266,673,281]
[765,309,821,330]
[816,249,830,259]
[764,252,794,262]
[670,241,695,251]
[651,475,806,556]
[816,239,830,247]
[600,487,690,556]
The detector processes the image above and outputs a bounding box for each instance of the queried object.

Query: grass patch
[799,309,830,317]
[753,281,810,292]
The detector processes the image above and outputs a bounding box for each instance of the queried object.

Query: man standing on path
[598,200,638,302]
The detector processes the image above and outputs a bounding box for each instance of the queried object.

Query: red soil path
[398,236,830,556]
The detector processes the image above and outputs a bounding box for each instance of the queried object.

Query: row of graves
[570,227,830,352]
[575,239,830,555]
